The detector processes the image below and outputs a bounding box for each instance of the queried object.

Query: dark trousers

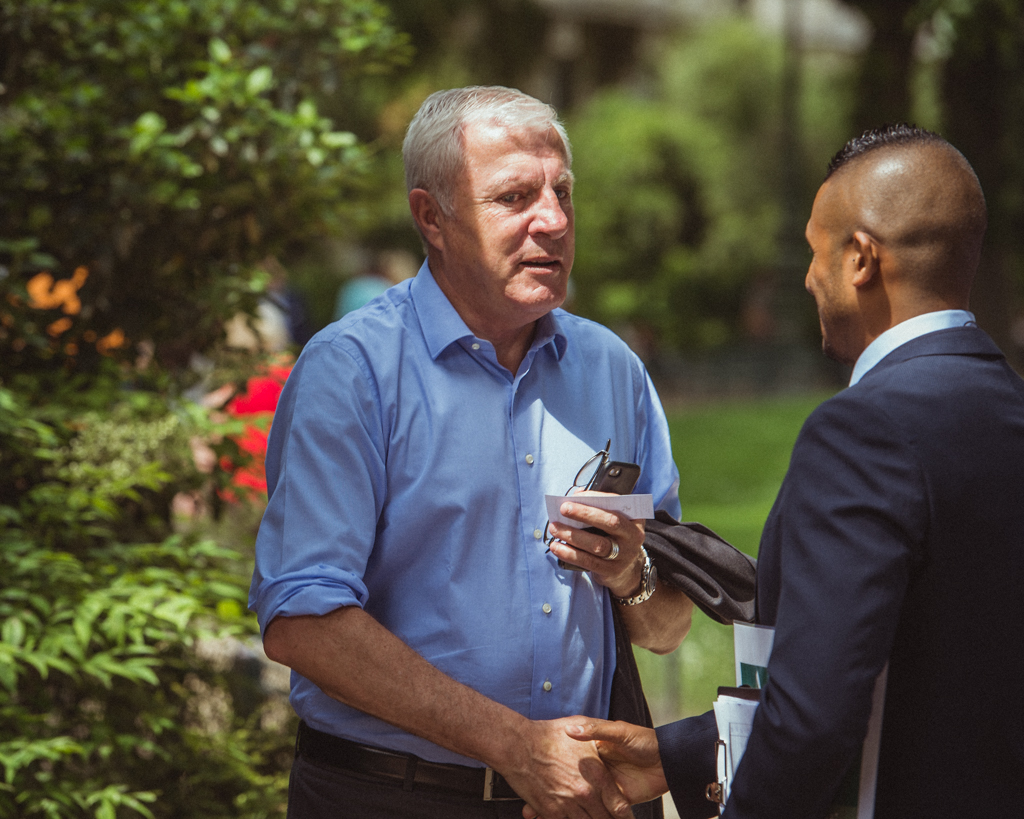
[287,753,529,819]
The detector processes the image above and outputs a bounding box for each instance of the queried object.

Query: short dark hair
[825,124,946,180]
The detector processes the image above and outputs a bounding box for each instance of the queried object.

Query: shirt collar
[534,311,569,360]
[849,309,976,386]
[410,260,568,361]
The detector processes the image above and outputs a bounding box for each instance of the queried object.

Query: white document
[714,623,887,819]
[712,694,758,806]
[733,622,774,688]
[848,665,888,819]
[543,493,654,526]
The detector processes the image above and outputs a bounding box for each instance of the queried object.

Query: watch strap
[614,547,657,606]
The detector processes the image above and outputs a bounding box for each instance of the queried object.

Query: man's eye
[556,189,571,200]
[499,193,520,204]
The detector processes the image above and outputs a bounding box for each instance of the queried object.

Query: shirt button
[525,454,534,465]
[543,680,553,692]
[471,342,480,350]
[542,603,552,615]
[533,529,543,540]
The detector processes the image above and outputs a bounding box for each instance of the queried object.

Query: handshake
[502,717,669,819]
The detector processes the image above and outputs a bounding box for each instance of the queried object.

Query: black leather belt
[296,721,522,801]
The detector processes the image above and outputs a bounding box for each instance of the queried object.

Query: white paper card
[733,622,775,687]
[544,493,655,526]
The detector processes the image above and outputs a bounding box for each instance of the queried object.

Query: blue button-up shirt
[249,262,681,766]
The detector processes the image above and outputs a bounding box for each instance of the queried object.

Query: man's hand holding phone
[547,496,648,599]
[555,458,640,570]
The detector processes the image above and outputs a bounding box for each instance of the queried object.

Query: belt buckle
[483,768,518,801]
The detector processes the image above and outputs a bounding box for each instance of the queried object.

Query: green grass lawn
[636,391,837,722]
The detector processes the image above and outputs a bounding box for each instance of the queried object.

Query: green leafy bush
[0,380,293,818]
[0,2,413,815]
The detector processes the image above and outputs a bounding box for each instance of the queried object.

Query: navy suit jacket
[657,326,1024,819]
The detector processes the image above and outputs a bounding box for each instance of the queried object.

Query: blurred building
[528,0,870,109]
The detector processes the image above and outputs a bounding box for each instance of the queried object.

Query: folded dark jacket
[644,510,757,625]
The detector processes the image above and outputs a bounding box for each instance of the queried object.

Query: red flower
[222,363,292,498]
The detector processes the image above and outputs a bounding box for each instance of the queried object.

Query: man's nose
[530,187,569,237]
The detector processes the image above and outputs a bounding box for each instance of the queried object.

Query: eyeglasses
[544,439,611,548]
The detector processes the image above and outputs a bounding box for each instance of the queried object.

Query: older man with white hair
[250,86,694,819]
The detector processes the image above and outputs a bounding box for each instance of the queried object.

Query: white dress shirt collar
[849,309,976,386]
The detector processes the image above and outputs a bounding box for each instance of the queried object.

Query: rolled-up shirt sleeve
[248,334,385,635]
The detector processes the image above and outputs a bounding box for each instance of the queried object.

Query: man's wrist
[613,548,657,605]
[605,550,643,598]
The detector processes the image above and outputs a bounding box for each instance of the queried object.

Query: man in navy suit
[547,125,1024,819]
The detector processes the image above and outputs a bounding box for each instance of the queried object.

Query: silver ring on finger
[605,540,620,560]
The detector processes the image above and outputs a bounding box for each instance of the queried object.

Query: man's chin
[539,289,568,314]
[515,279,567,311]
[821,339,855,368]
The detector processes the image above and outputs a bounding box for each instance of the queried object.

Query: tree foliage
[568,19,856,352]
[0,0,410,377]
[925,0,1024,365]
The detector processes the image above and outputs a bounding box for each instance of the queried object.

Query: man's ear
[409,189,445,253]
[850,230,881,288]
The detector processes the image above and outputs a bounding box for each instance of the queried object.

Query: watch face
[638,561,655,600]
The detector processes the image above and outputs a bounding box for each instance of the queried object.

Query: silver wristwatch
[614,547,657,606]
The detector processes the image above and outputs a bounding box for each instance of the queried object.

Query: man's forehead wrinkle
[484,166,573,192]
[475,163,549,199]
[465,119,567,154]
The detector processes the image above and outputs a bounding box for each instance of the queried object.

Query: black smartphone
[588,460,642,495]
[557,460,641,571]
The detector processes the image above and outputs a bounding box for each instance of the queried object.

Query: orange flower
[47,317,74,337]
[26,266,89,314]
[96,328,127,355]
